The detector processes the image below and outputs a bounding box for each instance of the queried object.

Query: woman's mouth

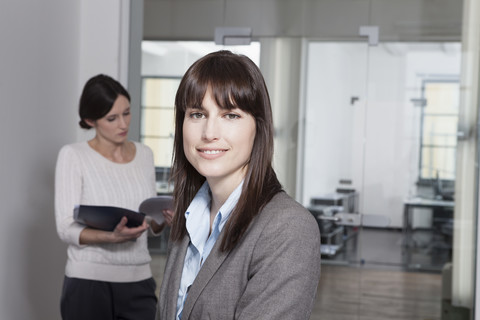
[202,150,224,155]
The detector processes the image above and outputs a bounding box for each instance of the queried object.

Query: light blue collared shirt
[176,181,243,320]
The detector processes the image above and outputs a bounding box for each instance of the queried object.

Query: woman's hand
[162,209,174,227]
[110,217,149,243]
[149,209,175,234]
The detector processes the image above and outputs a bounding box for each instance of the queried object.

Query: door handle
[317,215,341,222]
[457,131,467,141]
[316,213,390,227]
[316,213,360,225]
[333,213,362,226]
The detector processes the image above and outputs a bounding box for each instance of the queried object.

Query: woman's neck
[88,138,134,163]
[208,177,243,217]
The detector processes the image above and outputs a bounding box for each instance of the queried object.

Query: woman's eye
[190,112,204,119]
[123,111,130,116]
[226,113,240,120]
[107,117,116,122]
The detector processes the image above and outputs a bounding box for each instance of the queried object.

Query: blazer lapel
[165,236,190,320]
[180,238,230,319]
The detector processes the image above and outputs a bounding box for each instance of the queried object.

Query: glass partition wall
[301,41,466,319]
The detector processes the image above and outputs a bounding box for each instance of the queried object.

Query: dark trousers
[60,276,157,320]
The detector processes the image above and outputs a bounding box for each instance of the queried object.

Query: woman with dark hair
[55,74,171,320]
[157,51,321,320]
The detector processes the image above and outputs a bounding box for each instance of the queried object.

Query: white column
[454,0,480,313]
[259,38,303,199]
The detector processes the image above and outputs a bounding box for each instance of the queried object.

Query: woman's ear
[85,119,96,128]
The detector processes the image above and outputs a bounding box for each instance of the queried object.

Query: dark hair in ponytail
[78,74,130,129]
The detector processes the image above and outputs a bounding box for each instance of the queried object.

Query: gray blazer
[157,191,321,320]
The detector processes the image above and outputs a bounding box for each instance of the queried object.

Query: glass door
[303,41,369,319]
[302,42,369,266]
[303,41,462,319]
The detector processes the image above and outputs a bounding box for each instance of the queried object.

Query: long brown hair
[169,50,282,252]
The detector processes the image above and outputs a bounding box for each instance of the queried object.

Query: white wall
[0,1,131,319]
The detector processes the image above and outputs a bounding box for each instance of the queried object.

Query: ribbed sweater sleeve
[55,144,86,246]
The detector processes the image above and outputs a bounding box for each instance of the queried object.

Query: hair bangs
[195,53,257,113]
[209,77,256,114]
[176,76,208,112]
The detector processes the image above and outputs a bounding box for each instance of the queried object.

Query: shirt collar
[184,180,243,249]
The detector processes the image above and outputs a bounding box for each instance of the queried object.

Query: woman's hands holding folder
[79,216,149,245]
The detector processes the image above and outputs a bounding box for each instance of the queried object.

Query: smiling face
[183,88,256,190]
[86,94,131,145]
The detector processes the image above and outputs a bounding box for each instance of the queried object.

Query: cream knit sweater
[55,141,156,282]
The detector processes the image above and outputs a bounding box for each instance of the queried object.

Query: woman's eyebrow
[189,104,204,110]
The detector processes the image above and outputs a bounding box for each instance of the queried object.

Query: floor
[311,264,442,320]
[323,227,451,272]
[150,228,448,320]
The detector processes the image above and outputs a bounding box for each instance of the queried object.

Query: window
[140,77,180,192]
[419,80,460,182]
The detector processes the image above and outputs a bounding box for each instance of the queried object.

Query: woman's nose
[202,118,219,141]
[119,115,128,129]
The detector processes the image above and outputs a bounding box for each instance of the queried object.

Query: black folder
[74,205,145,231]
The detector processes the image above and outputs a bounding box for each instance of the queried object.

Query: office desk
[403,197,454,270]
[403,197,454,247]
[309,205,359,257]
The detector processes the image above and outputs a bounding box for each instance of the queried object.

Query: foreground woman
[157,51,321,320]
